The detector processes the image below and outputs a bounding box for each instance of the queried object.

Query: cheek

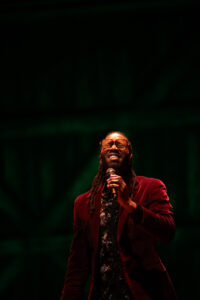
[120,152,127,159]
[100,153,109,165]
[101,151,109,160]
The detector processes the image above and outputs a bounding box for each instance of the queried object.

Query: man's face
[100,132,132,173]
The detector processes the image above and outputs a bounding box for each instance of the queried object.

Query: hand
[107,174,137,213]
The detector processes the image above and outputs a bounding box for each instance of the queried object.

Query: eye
[103,141,113,148]
[116,142,125,149]
[107,142,113,148]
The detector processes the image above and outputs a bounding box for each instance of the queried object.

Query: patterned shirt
[93,186,133,300]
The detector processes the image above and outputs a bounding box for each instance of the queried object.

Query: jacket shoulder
[74,190,90,207]
[136,175,166,187]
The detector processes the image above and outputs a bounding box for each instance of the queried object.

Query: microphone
[106,168,117,195]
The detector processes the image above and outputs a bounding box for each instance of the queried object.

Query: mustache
[106,149,121,154]
[105,150,121,158]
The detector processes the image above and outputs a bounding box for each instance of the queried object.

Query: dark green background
[0,1,200,299]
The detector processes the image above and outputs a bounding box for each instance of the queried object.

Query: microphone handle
[106,168,117,196]
[112,187,117,195]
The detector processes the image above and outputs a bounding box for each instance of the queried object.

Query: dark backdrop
[0,1,200,299]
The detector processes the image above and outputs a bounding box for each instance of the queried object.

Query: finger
[107,176,121,181]
[107,183,119,188]
[109,174,121,179]
[108,178,120,183]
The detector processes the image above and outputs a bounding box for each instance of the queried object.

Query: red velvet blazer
[60,176,177,300]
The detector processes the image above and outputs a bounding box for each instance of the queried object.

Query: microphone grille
[106,168,116,176]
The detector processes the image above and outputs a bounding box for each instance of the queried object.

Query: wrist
[126,198,137,213]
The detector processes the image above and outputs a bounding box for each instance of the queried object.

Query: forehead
[105,132,127,141]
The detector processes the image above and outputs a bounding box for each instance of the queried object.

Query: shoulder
[136,175,166,188]
[73,191,90,219]
[74,190,90,208]
[136,176,169,202]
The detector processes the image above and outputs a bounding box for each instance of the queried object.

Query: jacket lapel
[118,177,139,242]
[90,186,102,256]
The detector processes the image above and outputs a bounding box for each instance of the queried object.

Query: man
[60,131,177,300]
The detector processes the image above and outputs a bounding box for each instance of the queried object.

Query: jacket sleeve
[132,179,176,244]
[60,197,90,300]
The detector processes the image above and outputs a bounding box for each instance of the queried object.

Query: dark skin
[100,132,137,213]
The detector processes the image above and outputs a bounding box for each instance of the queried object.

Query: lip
[109,155,119,160]
[106,152,121,159]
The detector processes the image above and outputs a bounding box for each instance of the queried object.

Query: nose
[111,142,118,149]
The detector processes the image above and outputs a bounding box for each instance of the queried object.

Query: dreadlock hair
[88,131,137,214]
[87,162,105,214]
